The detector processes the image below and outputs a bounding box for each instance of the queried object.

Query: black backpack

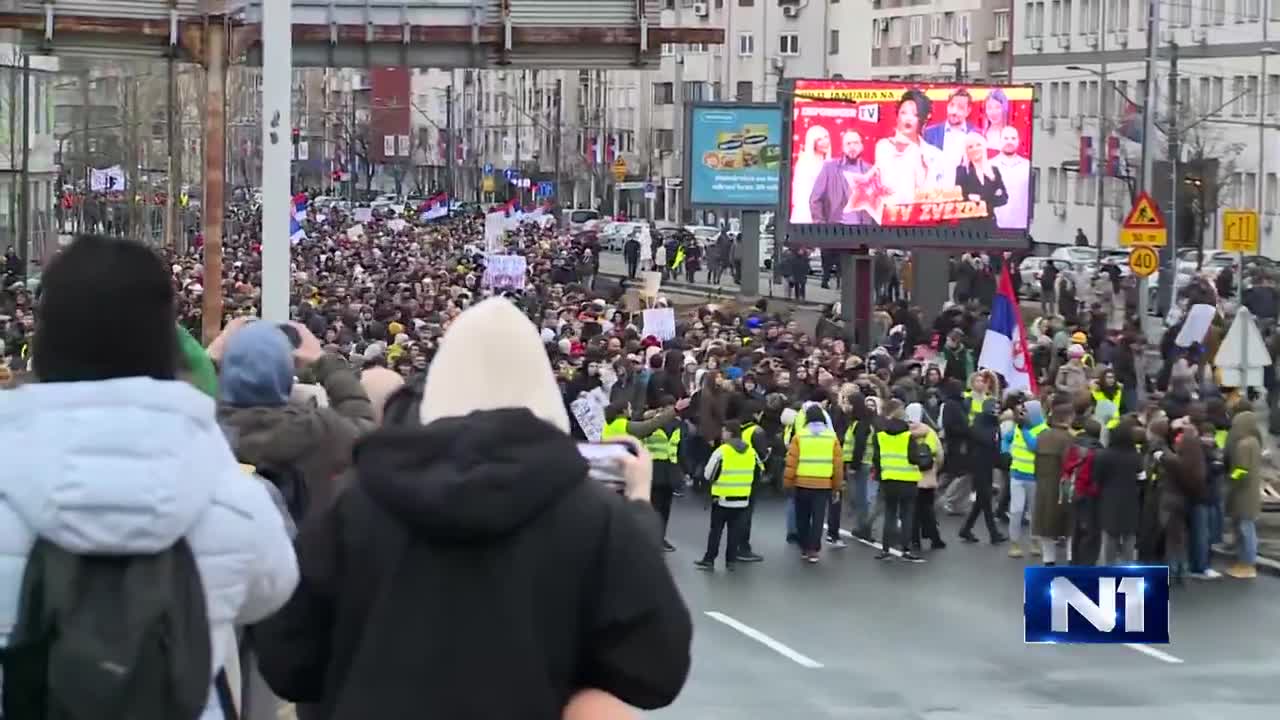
[1,538,216,720]
[910,436,935,472]
[256,463,311,526]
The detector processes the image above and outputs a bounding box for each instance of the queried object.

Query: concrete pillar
[912,249,951,327]
[260,0,293,323]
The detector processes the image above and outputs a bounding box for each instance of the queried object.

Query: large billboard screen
[686,103,783,209]
[787,80,1034,244]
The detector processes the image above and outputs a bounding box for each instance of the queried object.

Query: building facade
[1014,0,1280,256]
[862,0,1014,81]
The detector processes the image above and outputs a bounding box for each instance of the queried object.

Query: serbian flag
[977,259,1037,395]
[420,193,449,221]
[292,193,309,222]
[289,210,307,244]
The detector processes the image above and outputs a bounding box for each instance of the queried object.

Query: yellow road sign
[1222,209,1259,253]
[1119,191,1168,247]
[1128,246,1159,277]
[612,157,627,181]
[481,175,495,193]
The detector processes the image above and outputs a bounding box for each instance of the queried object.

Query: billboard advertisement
[687,103,783,209]
[788,80,1034,241]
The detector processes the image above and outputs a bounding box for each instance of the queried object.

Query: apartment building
[1015,0,1280,256]
[863,0,1014,81]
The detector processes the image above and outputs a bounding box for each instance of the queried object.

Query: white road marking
[703,611,825,668]
[1123,643,1185,664]
[826,525,904,557]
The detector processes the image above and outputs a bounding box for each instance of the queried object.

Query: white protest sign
[641,271,662,298]
[353,207,373,224]
[387,218,408,233]
[642,308,676,341]
[484,212,507,253]
[346,224,366,242]
[1175,303,1216,348]
[483,254,528,290]
[570,395,606,441]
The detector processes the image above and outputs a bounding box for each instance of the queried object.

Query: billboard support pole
[740,210,761,297]
[260,0,292,323]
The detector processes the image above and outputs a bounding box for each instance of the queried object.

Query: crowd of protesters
[0,190,1277,718]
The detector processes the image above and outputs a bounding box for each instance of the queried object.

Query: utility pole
[79,70,90,233]
[554,77,562,211]
[446,85,455,206]
[165,55,178,250]
[514,73,522,205]
[347,92,356,203]
[954,58,962,82]
[18,54,29,267]
[1093,0,1109,259]
[1161,42,1181,314]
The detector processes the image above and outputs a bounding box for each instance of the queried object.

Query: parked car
[568,208,602,232]
[1018,257,1078,299]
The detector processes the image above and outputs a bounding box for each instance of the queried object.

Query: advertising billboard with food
[686,103,783,209]
[787,80,1034,242]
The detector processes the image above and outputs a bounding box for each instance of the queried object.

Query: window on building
[739,0,754,6]
[655,129,675,151]
[909,15,924,45]
[994,10,1011,39]
[779,33,800,55]
[653,82,674,105]
[1074,173,1087,205]
[888,17,903,47]
[1110,0,1129,28]
[661,43,674,56]
[688,43,708,53]
[1212,0,1226,24]
[872,20,884,48]
[1232,75,1245,115]
[1244,172,1259,205]
[1268,75,1280,115]
[736,81,754,101]
[1266,172,1278,214]
[931,13,944,39]
[682,81,706,102]
[829,29,839,54]
[1246,75,1260,115]
[738,31,755,55]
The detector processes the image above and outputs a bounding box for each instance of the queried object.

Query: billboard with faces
[786,79,1035,247]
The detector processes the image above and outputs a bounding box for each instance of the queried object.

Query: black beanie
[33,234,178,383]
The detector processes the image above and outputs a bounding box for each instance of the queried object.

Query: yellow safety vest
[1010,422,1046,477]
[842,421,872,466]
[796,428,838,479]
[1214,429,1228,449]
[783,412,805,447]
[645,426,681,462]
[601,417,629,440]
[1091,385,1123,428]
[963,392,984,421]
[876,430,920,482]
[712,443,756,499]
[742,423,764,468]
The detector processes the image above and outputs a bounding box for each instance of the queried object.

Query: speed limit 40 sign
[1128,246,1159,277]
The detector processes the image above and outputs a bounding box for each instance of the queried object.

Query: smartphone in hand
[577,442,636,486]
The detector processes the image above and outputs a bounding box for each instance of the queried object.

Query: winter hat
[1068,343,1085,358]
[33,234,178,383]
[905,402,924,424]
[419,297,570,433]
[360,366,405,425]
[219,321,294,407]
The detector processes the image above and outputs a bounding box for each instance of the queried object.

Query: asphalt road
[654,495,1280,720]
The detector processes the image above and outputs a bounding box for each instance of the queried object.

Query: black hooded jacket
[253,408,692,719]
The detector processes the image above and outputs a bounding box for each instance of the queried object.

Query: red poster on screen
[789,80,1034,233]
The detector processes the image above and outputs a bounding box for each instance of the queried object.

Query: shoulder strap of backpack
[215,668,240,720]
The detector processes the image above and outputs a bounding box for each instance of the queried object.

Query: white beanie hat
[419,298,570,433]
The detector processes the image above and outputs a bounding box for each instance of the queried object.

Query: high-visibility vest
[796,428,838,479]
[742,423,764,468]
[601,417,629,440]
[1230,465,1250,481]
[1010,422,1046,477]
[1214,429,1228,449]
[783,412,805,446]
[646,426,681,462]
[1091,385,1123,428]
[876,430,921,482]
[842,421,872,466]
[963,392,984,421]
[712,443,756,499]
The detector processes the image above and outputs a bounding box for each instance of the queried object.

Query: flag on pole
[292,193,310,222]
[289,211,307,245]
[419,193,450,221]
[977,260,1037,395]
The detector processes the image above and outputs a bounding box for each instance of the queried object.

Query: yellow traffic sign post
[1222,210,1259,254]
[1128,246,1159,277]
[612,158,627,182]
[1119,191,1168,247]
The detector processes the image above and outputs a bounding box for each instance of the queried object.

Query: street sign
[1119,191,1167,247]
[664,177,683,189]
[1216,307,1272,388]
[537,181,554,196]
[644,181,656,199]
[484,163,494,175]
[504,168,517,182]
[1222,209,1259,253]
[1128,246,1159,277]
[612,157,627,181]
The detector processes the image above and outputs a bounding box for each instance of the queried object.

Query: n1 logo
[1024,566,1170,644]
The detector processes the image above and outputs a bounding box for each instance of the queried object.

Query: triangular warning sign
[1122,191,1166,229]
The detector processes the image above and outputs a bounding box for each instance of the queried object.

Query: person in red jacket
[1065,419,1103,565]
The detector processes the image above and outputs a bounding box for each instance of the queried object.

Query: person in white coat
[0,234,299,720]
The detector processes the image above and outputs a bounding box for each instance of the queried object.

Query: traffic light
[291,128,300,146]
